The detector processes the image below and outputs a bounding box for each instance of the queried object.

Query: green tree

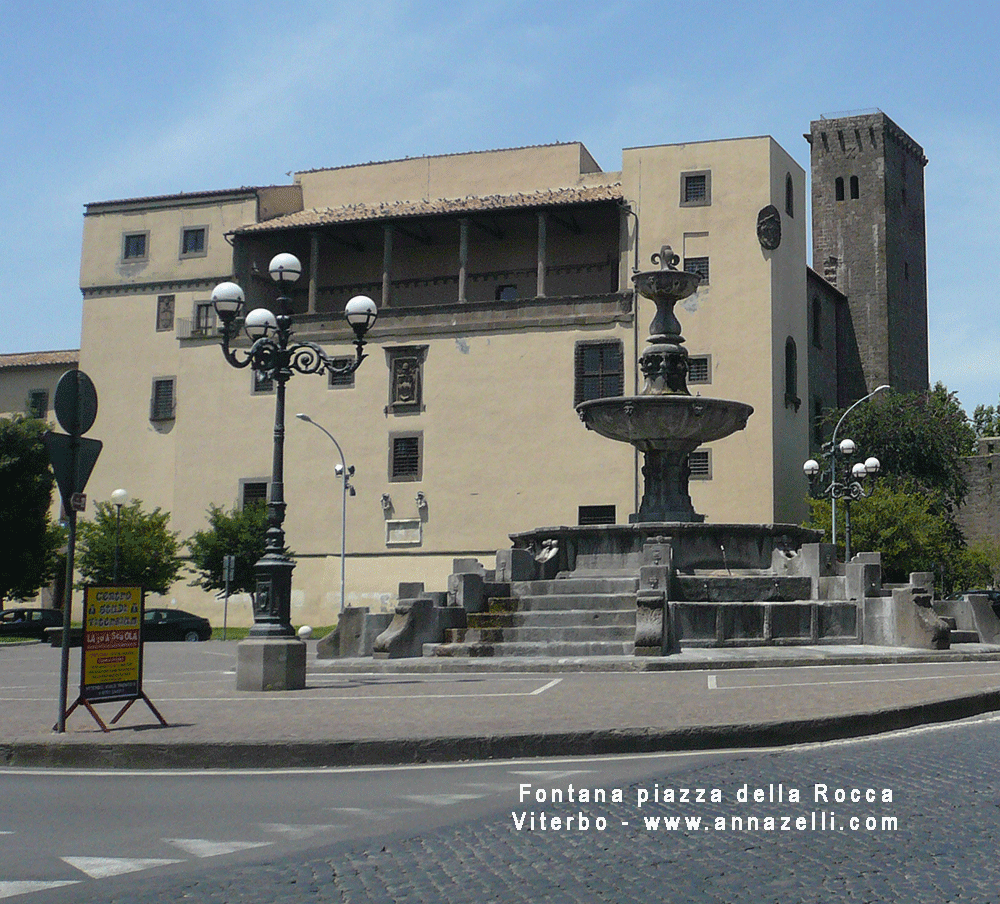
[807,384,978,592]
[76,499,184,595]
[187,503,271,599]
[823,383,975,512]
[0,416,63,603]
[972,399,1000,438]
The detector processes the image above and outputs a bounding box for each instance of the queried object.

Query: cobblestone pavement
[59,714,1000,904]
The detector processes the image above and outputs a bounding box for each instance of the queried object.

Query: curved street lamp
[805,442,881,562]
[211,254,377,639]
[826,384,890,549]
[296,413,354,614]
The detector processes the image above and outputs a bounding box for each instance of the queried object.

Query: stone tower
[809,110,929,400]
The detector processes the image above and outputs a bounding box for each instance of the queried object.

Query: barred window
[252,369,274,394]
[689,449,712,480]
[26,389,48,420]
[328,357,356,389]
[574,340,624,406]
[683,256,709,284]
[578,505,616,526]
[123,232,148,260]
[150,378,176,421]
[240,481,268,508]
[681,171,711,207]
[390,433,422,482]
[687,355,711,385]
[181,227,206,256]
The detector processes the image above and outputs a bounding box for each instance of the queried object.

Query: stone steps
[428,577,639,657]
[428,639,635,657]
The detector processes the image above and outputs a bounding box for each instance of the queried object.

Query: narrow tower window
[785,173,794,217]
[850,176,860,200]
[835,178,845,202]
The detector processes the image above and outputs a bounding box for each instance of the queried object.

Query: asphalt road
[4,713,1000,902]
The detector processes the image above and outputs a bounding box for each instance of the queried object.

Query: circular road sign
[54,370,99,437]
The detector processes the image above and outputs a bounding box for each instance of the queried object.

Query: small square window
[252,369,274,394]
[240,480,268,508]
[26,389,48,420]
[156,295,175,332]
[689,449,712,480]
[150,377,175,421]
[123,232,148,260]
[680,171,711,207]
[683,256,709,284]
[578,505,616,526]
[328,357,356,389]
[389,433,422,482]
[687,355,711,385]
[180,227,207,258]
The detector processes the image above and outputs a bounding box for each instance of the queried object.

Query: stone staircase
[426,575,639,657]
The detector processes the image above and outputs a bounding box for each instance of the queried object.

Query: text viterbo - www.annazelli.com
[510,783,898,834]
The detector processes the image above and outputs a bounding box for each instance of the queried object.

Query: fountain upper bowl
[577,394,754,453]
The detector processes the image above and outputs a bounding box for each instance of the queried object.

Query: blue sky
[3,0,998,413]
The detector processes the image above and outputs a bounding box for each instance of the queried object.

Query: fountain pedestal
[577,247,752,523]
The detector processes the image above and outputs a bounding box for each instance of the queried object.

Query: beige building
[0,350,78,422]
[74,134,857,626]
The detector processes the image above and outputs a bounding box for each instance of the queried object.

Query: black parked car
[142,608,212,642]
[0,607,63,640]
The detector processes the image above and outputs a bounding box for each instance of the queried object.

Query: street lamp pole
[805,447,882,562]
[296,413,354,613]
[111,488,128,583]
[211,254,377,644]
[828,384,890,547]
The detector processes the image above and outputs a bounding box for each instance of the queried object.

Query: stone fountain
[577,246,753,523]
[355,244,948,660]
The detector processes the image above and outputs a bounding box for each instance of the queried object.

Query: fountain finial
[651,245,680,271]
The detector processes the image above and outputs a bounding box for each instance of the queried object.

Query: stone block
[398,582,425,600]
[448,572,484,612]
[373,598,465,658]
[452,558,485,576]
[495,548,535,582]
[864,584,950,649]
[846,559,882,601]
[236,638,306,691]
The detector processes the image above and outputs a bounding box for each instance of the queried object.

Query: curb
[5,689,1000,771]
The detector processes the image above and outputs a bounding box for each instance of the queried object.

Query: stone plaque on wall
[385,346,428,414]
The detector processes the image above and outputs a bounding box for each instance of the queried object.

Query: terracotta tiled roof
[0,350,79,370]
[236,184,624,234]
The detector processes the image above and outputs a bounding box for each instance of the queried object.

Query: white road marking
[530,678,563,695]
[403,793,490,806]
[0,881,79,899]
[707,674,717,689]
[258,823,344,840]
[62,856,182,879]
[509,770,594,781]
[163,838,271,858]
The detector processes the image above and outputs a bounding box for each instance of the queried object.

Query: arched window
[835,177,845,202]
[850,175,860,199]
[785,173,794,217]
[784,337,800,411]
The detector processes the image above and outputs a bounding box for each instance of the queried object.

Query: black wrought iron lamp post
[211,253,377,638]
[804,440,881,563]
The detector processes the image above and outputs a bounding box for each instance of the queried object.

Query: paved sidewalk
[4,639,1000,769]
